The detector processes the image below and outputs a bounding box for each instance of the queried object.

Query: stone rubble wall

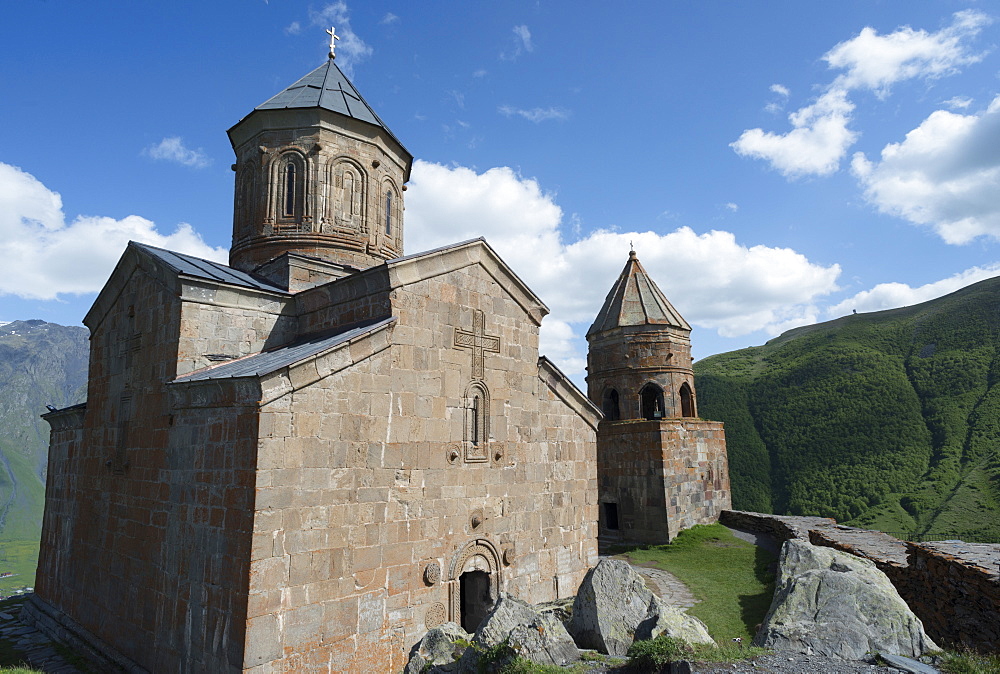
[722,510,1000,653]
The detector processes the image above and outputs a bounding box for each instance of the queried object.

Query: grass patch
[617,523,775,642]
[939,648,1000,674]
[627,634,769,671]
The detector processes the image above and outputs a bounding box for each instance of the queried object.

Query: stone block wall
[176,279,296,377]
[242,263,599,672]
[598,419,729,545]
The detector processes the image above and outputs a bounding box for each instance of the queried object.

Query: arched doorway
[640,383,665,420]
[448,539,502,633]
[460,570,492,632]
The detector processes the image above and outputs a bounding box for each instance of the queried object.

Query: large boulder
[457,594,580,671]
[754,540,938,660]
[403,622,470,674]
[569,559,713,656]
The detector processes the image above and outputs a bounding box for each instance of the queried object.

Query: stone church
[29,49,728,673]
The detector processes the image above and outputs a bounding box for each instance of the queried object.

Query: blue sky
[3,1,1000,381]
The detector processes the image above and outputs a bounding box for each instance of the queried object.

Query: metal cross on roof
[326,27,340,59]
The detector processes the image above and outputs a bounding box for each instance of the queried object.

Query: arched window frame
[465,382,490,447]
[272,150,307,230]
[382,180,400,240]
[329,158,367,231]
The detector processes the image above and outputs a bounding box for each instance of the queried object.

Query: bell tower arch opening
[680,381,695,418]
[640,383,665,420]
[601,388,621,421]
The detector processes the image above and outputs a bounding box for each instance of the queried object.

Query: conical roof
[254,58,407,153]
[587,251,690,337]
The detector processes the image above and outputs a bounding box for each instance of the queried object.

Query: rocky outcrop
[755,540,937,660]
[403,622,470,674]
[568,559,713,656]
[458,594,580,671]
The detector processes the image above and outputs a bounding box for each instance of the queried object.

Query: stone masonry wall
[599,419,729,545]
[176,280,296,377]
[723,510,1000,653]
[243,263,598,672]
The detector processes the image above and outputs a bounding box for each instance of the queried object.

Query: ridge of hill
[0,320,88,592]
[695,276,1000,541]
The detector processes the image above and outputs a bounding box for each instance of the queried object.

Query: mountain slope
[0,320,89,591]
[695,277,1000,541]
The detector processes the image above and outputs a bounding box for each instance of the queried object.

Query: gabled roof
[253,58,406,152]
[132,242,288,294]
[587,251,690,337]
[174,317,395,382]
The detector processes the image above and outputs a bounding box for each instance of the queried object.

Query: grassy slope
[696,277,1000,540]
[619,524,775,642]
[0,449,45,594]
[0,321,88,594]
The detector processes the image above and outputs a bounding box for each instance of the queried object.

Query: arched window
[680,382,695,418]
[384,189,393,236]
[471,393,482,445]
[274,152,305,228]
[602,388,621,421]
[640,383,665,421]
[283,163,297,217]
[466,382,490,447]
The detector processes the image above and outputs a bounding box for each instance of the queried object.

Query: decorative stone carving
[446,444,461,465]
[502,546,515,566]
[425,602,447,630]
[449,539,502,623]
[492,443,505,464]
[424,561,441,586]
[454,310,500,381]
[471,508,485,530]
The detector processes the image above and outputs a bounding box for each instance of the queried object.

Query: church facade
[30,52,727,673]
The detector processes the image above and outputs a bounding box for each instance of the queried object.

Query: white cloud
[733,11,989,177]
[513,25,533,52]
[284,21,302,36]
[309,2,372,76]
[945,95,973,109]
[501,24,534,60]
[732,89,857,177]
[498,105,569,123]
[0,163,227,300]
[828,264,1000,317]
[770,84,790,98]
[473,69,487,78]
[725,203,739,212]
[405,161,840,374]
[144,137,210,168]
[852,95,1000,244]
[380,13,399,25]
[823,10,989,96]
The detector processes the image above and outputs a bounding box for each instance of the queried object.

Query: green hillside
[695,277,1000,542]
[0,320,88,593]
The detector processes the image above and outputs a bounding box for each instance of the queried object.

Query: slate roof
[174,317,396,383]
[587,251,690,337]
[254,58,407,152]
[131,242,287,294]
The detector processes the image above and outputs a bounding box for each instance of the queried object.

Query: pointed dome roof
[587,251,690,337]
[254,58,407,152]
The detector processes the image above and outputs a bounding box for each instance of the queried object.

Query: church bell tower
[227,47,412,285]
[587,250,730,545]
